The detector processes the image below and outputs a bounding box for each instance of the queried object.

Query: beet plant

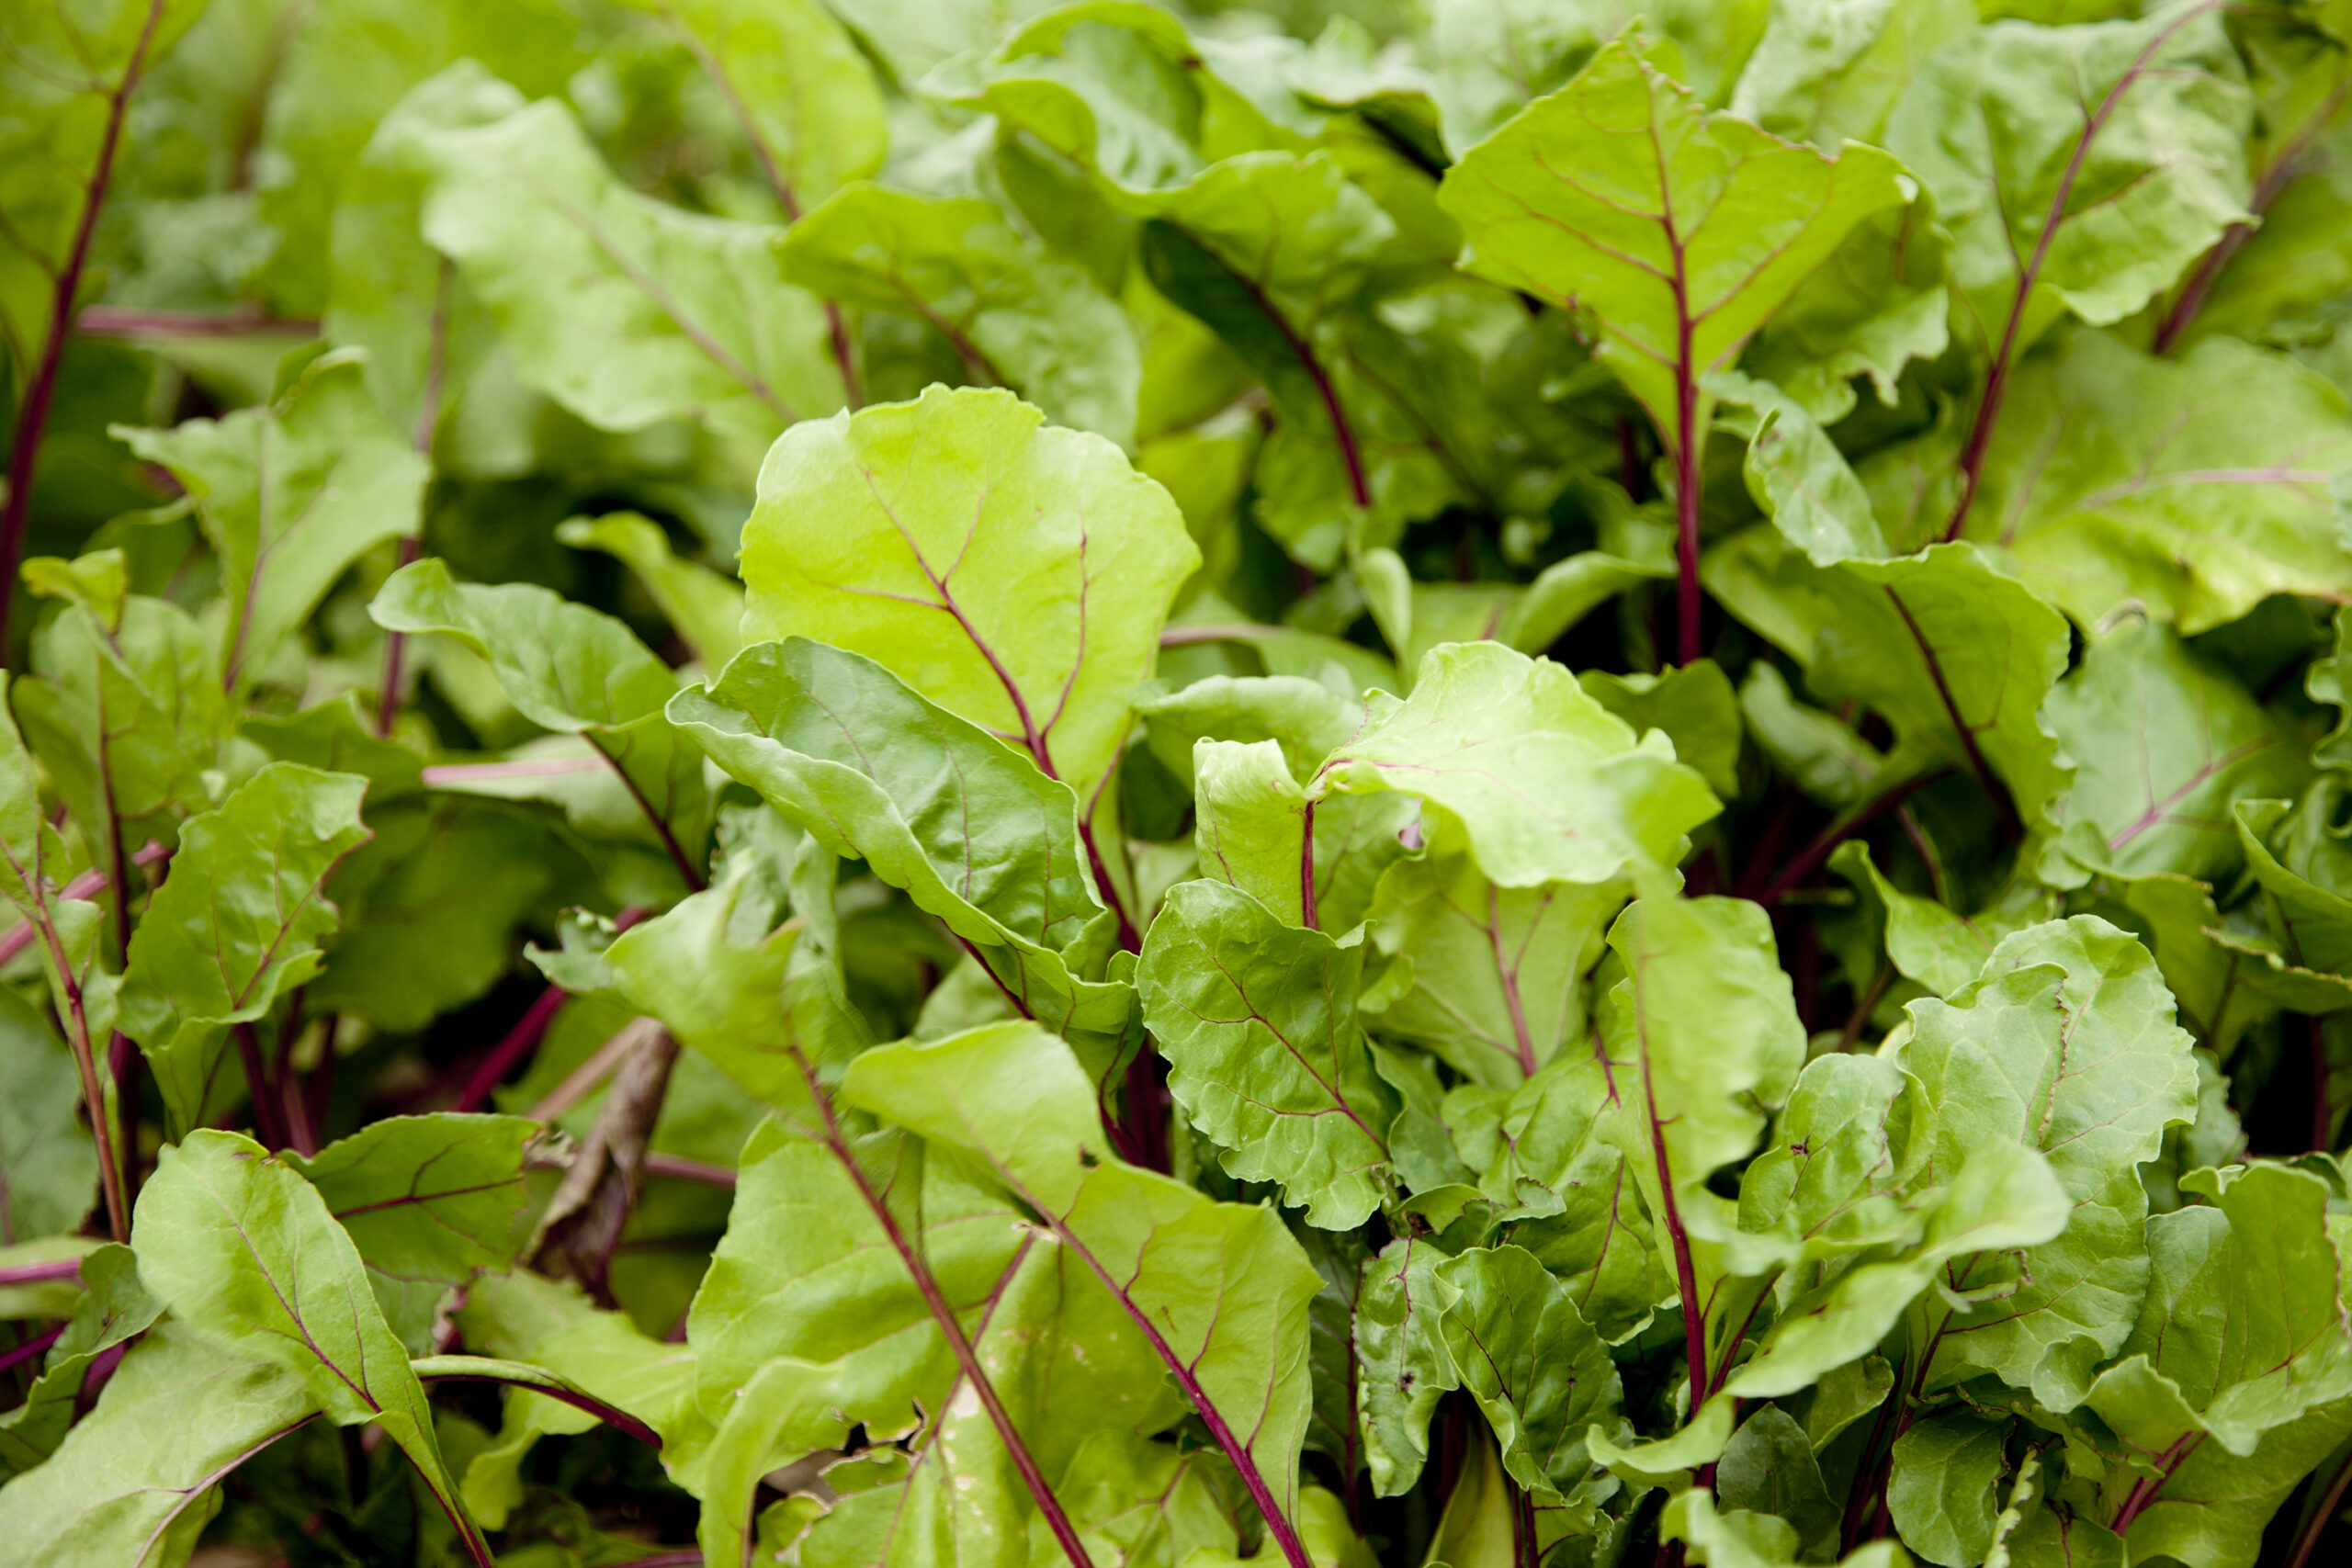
[8,0,2352,1564]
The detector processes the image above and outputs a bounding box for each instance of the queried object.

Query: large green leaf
[1705,533,2074,861]
[841,1021,1328,1551]
[1944,331,2352,631]
[622,0,885,216]
[1436,28,1908,444]
[117,763,371,1135]
[0,0,210,385]
[2045,616,2308,882]
[1883,6,2252,358]
[0,1322,313,1567]
[131,1131,490,1556]
[736,384,1198,799]
[114,353,428,689]
[412,95,844,447]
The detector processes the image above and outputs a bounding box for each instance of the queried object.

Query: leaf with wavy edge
[1890,917,2199,1401]
[1307,641,1719,890]
[1137,879,1397,1227]
[1432,1244,1623,1506]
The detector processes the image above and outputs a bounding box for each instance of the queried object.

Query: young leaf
[118,763,371,1135]
[736,384,1199,802]
[1890,917,2200,1400]
[554,513,744,671]
[670,637,1123,1030]
[113,353,429,689]
[1307,641,1720,888]
[1431,1244,1623,1505]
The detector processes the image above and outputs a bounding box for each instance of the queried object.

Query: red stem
[2288,1437,2352,1568]
[2110,1433,2203,1535]
[0,1258,85,1288]
[1755,770,1949,908]
[1219,258,1368,508]
[0,0,171,656]
[235,1022,289,1151]
[413,1367,663,1447]
[453,985,571,1113]
[1944,3,2220,542]
[0,1320,69,1377]
[74,306,319,338]
[2154,76,2352,355]
[1489,883,1538,1077]
[1299,798,1319,931]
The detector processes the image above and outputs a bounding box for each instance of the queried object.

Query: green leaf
[2046,616,2308,881]
[455,1269,706,1528]
[1889,1412,2010,1567]
[1716,1405,1838,1562]
[322,60,522,444]
[1356,1235,1458,1498]
[737,384,1198,800]
[0,0,210,384]
[1738,662,1886,808]
[781,183,1140,442]
[0,1322,313,1567]
[370,558,709,892]
[118,763,371,1135]
[412,95,843,447]
[1365,817,1623,1088]
[284,1112,543,1352]
[1308,641,1719,888]
[840,1020,1328,1544]
[620,0,885,215]
[131,1130,490,1556]
[1891,917,2200,1399]
[1431,1244,1623,1504]
[555,513,744,671]
[1732,0,1973,153]
[670,637,1123,1031]
[1833,840,2056,997]
[114,352,428,689]
[2082,1162,2352,1457]
[1598,887,1807,1322]
[1136,878,1397,1227]
[1883,6,2251,357]
[0,985,97,1243]
[1437,28,1909,446]
[1578,660,1744,802]
[1954,331,2352,631]
[1705,533,2075,860]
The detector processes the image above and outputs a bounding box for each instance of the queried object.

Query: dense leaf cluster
[10,0,2352,1563]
